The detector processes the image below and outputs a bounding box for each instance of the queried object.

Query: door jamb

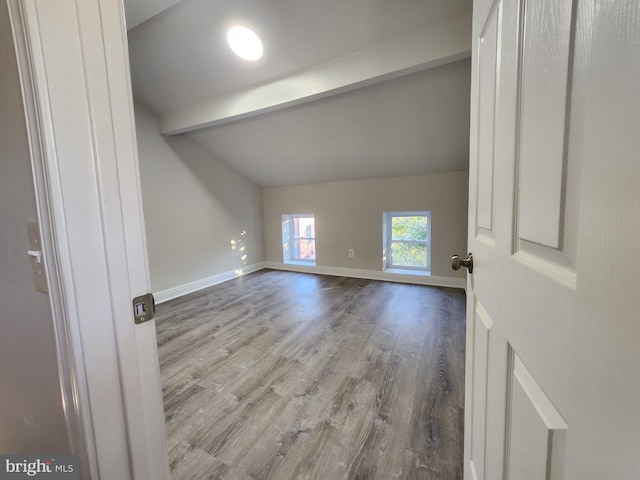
[6,1,170,478]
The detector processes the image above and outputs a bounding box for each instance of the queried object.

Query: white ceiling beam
[160,12,471,135]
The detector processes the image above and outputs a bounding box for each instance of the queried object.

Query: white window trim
[282,214,316,265]
[383,211,431,272]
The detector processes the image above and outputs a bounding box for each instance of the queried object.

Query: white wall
[0,2,69,453]
[262,171,468,279]
[135,104,264,294]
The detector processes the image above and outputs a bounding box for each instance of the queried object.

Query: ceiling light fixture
[227,25,263,61]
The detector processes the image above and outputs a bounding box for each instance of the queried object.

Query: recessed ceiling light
[227,25,263,61]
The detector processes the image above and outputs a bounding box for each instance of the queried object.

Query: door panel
[468,300,494,480]
[467,0,640,478]
[475,0,501,235]
[506,353,567,480]
[466,0,574,477]
[517,0,573,249]
[514,0,577,287]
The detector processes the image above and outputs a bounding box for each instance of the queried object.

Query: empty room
[3,0,639,479]
[127,0,470,477]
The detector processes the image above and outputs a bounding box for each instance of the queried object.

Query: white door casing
[465,0,640,479]
[8,0,170,478]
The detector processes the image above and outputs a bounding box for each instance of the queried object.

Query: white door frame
[7,1,94,474]
[7,0,170,478]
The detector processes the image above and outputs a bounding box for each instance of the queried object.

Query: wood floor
[155,269,466,480]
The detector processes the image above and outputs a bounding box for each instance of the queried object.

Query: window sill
[384,268,431,277]
[284,260,316,267]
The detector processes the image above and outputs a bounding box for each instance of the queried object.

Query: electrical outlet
[348,249,355,258]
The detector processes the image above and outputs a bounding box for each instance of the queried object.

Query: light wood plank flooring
[156,269,466,480]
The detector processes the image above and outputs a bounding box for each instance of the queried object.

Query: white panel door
[466,0,574,476]
[464,0,640,479]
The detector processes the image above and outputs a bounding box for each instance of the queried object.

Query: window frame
[282,213,316,265]
[384,211,431,272]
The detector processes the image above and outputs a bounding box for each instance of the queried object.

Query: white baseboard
[154,262,266,304]
[263,261,466,289]
[155,261,464,304]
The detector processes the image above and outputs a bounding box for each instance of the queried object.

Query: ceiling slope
[125,0,473,187]
[187,59,471,187]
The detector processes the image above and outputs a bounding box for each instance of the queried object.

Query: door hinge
[133,293,155,324]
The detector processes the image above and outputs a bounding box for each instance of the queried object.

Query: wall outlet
[348,249,355,258]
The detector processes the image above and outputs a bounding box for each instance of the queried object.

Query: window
[383,211,431,272]
[282,214,316,265]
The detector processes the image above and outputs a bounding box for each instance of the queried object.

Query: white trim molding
[264,261,466,289]
[156,260,464,305]
[155,262,266,303]
[8,1,94,473]
[9,0,170,478]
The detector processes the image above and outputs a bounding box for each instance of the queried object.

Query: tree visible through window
[384,212,431,271]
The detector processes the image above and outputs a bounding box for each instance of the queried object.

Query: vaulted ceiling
[124,0,473,187]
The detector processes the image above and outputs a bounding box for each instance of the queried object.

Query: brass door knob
[451,253,473,274]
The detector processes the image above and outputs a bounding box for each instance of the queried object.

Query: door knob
[451,253,473,274]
